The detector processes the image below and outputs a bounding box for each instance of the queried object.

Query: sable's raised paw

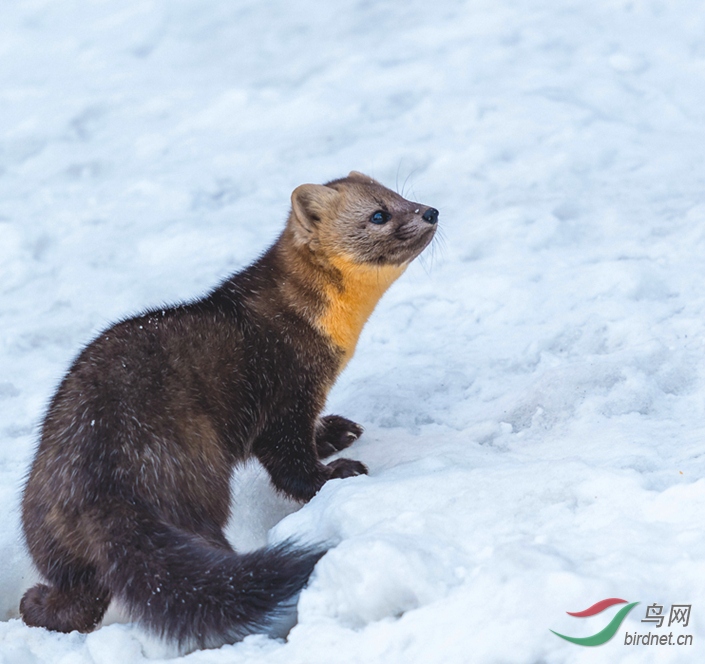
[315,415,364,458]
[326,458,368,479]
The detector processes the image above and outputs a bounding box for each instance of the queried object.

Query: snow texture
[1,0,704,662]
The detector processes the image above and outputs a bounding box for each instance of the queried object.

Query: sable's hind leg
[315,415,363,458]
[21,575,111,633]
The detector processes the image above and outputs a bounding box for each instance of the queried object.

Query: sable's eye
[370,210,391,224]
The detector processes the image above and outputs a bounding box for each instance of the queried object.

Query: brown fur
[20,172,438,649]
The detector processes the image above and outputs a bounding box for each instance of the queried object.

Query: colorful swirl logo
[551,598,640,646]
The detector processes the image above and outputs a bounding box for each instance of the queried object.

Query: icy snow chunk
[299,537,463,629]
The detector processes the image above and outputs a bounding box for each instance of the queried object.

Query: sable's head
[289,171,438,267]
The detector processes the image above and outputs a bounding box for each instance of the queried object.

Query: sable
[20,171,438,650]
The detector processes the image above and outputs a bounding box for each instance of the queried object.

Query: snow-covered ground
[2,0,705,662]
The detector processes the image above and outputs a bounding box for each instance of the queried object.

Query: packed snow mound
[1,0,704,662]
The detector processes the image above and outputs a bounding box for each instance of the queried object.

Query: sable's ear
[291,184,340,237]
[347,171,380,185]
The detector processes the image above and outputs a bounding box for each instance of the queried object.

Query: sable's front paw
[315,415,364,458]
[326,458,368,479]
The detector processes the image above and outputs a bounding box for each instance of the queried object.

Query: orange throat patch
[315,255,407,370]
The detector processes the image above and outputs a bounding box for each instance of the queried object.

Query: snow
[1,0,704,662]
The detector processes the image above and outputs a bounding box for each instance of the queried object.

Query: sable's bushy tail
[105,521,324,650]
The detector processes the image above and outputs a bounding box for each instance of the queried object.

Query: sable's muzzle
[422,208,439,224]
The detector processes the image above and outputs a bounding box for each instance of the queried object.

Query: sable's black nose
[422,207,439,224]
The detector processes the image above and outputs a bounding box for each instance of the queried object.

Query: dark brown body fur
[20,172,438,649]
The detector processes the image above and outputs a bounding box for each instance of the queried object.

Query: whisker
[401,167,420,199]
[432,228,448,264]
[422,230,447,275]
[418,249,433,276]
